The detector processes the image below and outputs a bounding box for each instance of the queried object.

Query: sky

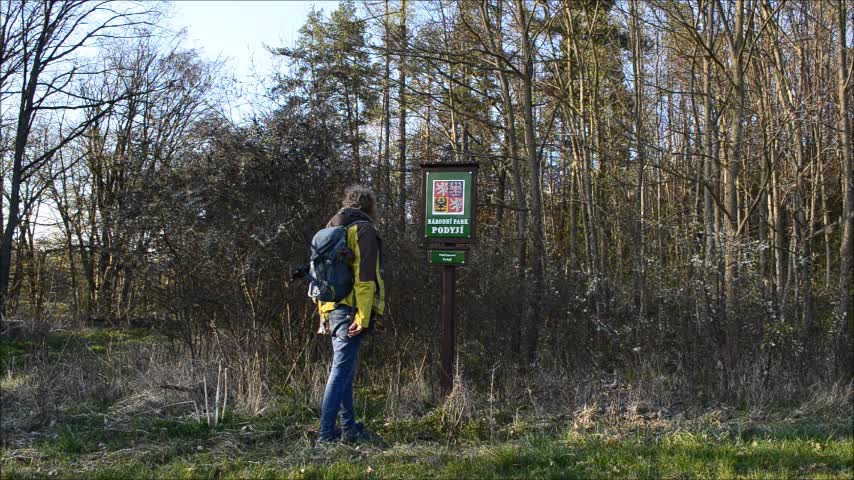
[167,1,340,101]
[26,2,340,239]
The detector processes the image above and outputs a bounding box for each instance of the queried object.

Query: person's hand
[317,319,330,335]
[348,321,363,337]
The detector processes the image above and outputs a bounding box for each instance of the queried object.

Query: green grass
[0,338,31,365]
[44,327,155,352]
[2,327,154,354]
[2,410,851,479]
[1,327,156,370]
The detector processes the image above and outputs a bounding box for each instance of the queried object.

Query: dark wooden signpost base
[440,264,456,394]
[427,244,468,395]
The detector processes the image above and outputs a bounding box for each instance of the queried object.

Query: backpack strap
[346,219,371,228]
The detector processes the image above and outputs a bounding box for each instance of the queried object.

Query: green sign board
[429,250,466,265]
[423,166,477,243]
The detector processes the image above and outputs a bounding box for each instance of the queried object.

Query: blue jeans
[318,305,363,442]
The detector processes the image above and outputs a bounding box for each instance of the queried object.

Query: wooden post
[440,264,456,395]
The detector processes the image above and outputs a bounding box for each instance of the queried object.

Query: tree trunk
[383,0,392,199]
[837,0,853,375]
[397,0,408,231]
[514,0,545,363]
[630,0,647,321]
[719,0,747,370]
[703,0,718,275]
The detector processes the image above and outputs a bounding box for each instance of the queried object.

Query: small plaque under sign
[429,250,466,266]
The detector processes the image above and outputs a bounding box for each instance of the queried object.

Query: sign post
[440,265,456,394]
[420,163,478,395]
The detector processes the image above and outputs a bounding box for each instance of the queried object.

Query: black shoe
[342,422,381,444]
[314,427,342,447]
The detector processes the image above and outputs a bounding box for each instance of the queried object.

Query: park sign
[420,162,478,396]
[429,250,466,266]
[421,163,478,244]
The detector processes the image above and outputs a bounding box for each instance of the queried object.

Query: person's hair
[341,184,377,218]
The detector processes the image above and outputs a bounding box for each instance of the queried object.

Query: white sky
[167,1,340,106]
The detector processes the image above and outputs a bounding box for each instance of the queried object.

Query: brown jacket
[317,208,385,327]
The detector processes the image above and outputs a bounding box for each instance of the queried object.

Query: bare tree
[0,0,156,315]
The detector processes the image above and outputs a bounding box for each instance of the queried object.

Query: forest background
[0,0,852,477]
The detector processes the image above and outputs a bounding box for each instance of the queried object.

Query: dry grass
[2,325,851,449]
[1,331,268,439]
[0,315,65,341]
[1,325,851,479]
[382,354,432,419]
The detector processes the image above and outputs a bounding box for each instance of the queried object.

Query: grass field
[1,327,852,479]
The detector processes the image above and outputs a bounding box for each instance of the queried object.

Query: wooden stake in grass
[221,367,228,423]
[214,361,221,428]
[203,374,211,427]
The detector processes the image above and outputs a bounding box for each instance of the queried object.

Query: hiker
[315,185,385,444]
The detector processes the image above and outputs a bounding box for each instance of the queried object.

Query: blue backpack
[306,221,367,302]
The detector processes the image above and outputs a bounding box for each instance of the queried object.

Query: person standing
[315,185,385,444]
